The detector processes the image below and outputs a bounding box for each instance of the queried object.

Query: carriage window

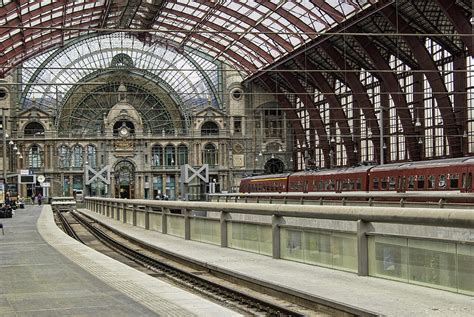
[417,175,425,189]
[428,175,435,189]
[356,178,361,190]
[328,180,335,190]
[381,177,387,189]
[373,177,379,190]
[349,179,355,190]
[319,180,323,191]
[389,177,396,190]
[438,175,446,189]
[408,176,414,189]
[450,174,459,189]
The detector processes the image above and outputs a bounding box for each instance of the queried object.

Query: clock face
[119,127,129,137]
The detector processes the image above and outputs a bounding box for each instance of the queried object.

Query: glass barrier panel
[167,214,185,238]
[190,218,220,245]
[149,213,162,232]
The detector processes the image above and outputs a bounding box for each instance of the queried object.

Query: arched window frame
[177,144,188,166]
[71,145,83,168]
[27,144,43,168]
[57,144,71,168]
[86,144,97,168]
[201,121,219,136]
[203,143,218,166]
[23,121,45,136]
[165,144,176,166]
[151,144,163,166]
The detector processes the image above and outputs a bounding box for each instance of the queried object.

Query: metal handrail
[84,197,474,228]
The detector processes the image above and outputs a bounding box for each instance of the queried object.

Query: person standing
[37,193,42,206]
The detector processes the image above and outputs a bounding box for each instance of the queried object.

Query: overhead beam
[321,43,383,163]
[294,56,357,165]
[353,34,420,160]
[381,6,462,157]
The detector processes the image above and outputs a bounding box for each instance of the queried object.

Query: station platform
[77,207,474,317]
[0,206,239,316]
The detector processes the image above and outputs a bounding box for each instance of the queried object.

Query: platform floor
[0,206,239,316]
[78,208,474,317]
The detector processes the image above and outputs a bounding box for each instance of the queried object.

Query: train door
[397,176,406,193]
[303,179,309,193]
[468,172,473,192]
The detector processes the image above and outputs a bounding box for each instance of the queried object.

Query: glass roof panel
[22,33,220,114]
[1,0,370,78]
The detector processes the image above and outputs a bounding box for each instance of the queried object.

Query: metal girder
[258,75,307,150]
[435,0,473,56]
[195,2,293,53]
[162,9,273,64]
[320,43,383,162]
[353,34,420,160]
[381,6,462,157]
[277,72,332,161]
[159,22,257,73]
[119,0,142,28]
[293,56,357,165]
[260,1,315,40]
[310,0,344,22]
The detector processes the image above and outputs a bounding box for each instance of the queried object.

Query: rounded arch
[151,144,164,167]
[113,160,136,199]
[201,121,219,136]
[23,121,45,136]
[177,144,189,166]
[203,142,218,166]
[264,158,285,174]
[164,144,176,166]
[71,144,84,168]
[57,144,71,168]
[26,144,43,168]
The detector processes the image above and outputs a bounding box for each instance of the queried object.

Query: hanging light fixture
[13,144,17,151]
[9,140,13,145]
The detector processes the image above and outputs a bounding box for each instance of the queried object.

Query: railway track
[55,210,376,316]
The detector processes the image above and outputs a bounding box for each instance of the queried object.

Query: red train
[239,157,474,193]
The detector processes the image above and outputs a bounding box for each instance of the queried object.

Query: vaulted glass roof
[0,0,370,77]
[22,33,220,113]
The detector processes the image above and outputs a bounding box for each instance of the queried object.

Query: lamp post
[2,109,6,182]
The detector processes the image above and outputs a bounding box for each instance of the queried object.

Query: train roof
[291,165,373,177]
[370,156,474,172]
[242,173,290,181]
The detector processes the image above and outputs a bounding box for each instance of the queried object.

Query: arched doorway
[114,160,135,199]
[264,158,284,174]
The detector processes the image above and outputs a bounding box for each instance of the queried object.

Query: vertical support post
[2,109,6,182]
[184,208,191,240]
[220,211,231,247]
[122,202,127,223]
[132,204,137,226]
[272,215,285,259]
[144,205,150,230]
[357,219,370,276]
[161,207,168,234]
[116,202,120,221]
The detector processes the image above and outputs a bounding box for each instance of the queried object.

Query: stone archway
[264,158,284,174]
[114,160,135,199]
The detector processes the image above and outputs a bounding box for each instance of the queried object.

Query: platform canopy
[0,0,370,77]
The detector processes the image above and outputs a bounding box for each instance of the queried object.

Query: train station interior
[0,0,471,200]
[0,1,473,316]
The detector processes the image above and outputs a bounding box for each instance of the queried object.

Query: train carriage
[239,157,474,194]
[369,157,474,193]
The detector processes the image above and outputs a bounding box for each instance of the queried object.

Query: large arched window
[23,122,45,136]
[165,144,175,166]
[177,144,188,166]
[72,145,83,168]
[201,121,219,136]
[203,143,218,166]
[151,144,163,166]
[27,144,42,168]
[86,145,97,168]
[57,145,70,168]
